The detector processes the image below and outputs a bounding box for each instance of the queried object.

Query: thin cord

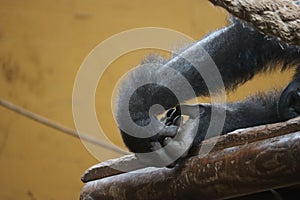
[0,99,129,155]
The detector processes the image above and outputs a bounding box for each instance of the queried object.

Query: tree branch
[80,117,300,200]
[209,0,300,45]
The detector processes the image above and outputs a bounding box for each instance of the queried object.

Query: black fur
[116,19,300,158]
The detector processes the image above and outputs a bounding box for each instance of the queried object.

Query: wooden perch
[209,0,300,46]
[81,116,300,183]
[80,117,300,200]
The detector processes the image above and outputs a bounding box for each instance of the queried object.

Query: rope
[0,99,128,155]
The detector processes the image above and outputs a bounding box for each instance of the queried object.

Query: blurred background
[0,0,293,199]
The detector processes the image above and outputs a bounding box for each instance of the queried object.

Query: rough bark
[81,117,300,182]
[209,0,300,46]
[80,117,300,200]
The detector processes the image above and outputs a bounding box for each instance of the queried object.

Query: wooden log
[81,117,300,182]
[209,0,300,46]
[80,122,300,199]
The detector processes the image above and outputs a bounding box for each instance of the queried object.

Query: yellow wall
[0,0,293,199]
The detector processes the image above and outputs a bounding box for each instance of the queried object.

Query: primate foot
[278,81,300,120]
